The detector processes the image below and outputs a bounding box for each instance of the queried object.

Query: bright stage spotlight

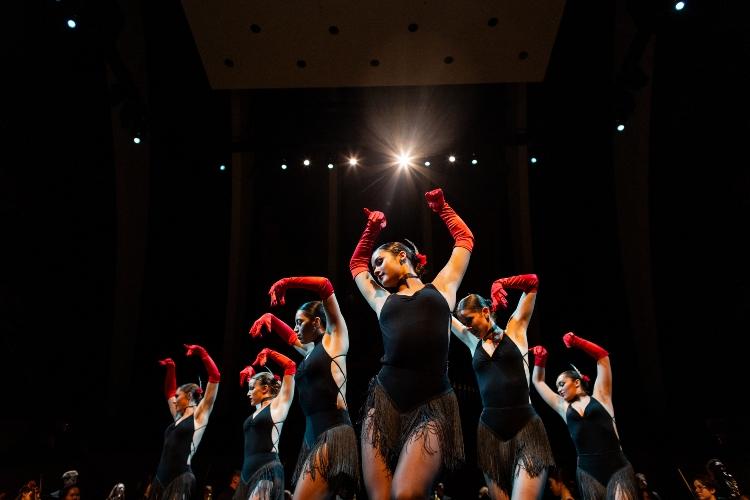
[348,157,358,166]
[674,1,685,11]
[448,155,456,163]
[303,159,311,166]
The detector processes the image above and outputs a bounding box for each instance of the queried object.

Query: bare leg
[483,474,510,500]
[292,443,333,500]
[510,464,547,500]
[361,410,392,500]
[391,421,443,500]
[249,480,272,500]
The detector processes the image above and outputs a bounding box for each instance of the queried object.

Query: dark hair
[178,383,203,404]
[456,294,495,321]
[374,239,427,278]
[60,485,80,500]
[559,369,591,394]
[251,372,282,398]
[548,466,576,490]
[694,474,718,491]
[298,300,327,331]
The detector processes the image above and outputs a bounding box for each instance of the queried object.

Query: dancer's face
[294,310,320,344]
[248,379,269,406]
[371,249,405,288]
[458,307,492,337]
[63,488,80,500]
[174,388,192,413]
[693,480,716,500]
[555,375,579,402]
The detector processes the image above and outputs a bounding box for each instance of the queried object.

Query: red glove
[490,281,509,311]
[425,188,474,252]
[349,208,387,278]
[184,344,221,383]
[239,365,256,387]
[249,313,298,346]
[158,358,177,399]
[563,332,609,360]
[268,276,334,306]
[253,347,296,376]
[530,346,548,367]
[493,274,539,294]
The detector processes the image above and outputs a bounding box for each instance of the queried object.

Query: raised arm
[563,332,612,405]
[530,345,568,420]
[450,315,479,353]
[425,188,474,310]
[253,348,297,418]
[268,276,348,353]
[249,312,305,355]
[158,357,178,419]
[491,274,539,346]
[349,208,390,314]
[184,344,220,423]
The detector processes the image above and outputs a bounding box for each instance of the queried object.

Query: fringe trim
[577,463,638,500]
[476,416,555,494]
[360,378,464,477]
[233,461,284,500]
[149,471,196,500]
[291,423,360,496]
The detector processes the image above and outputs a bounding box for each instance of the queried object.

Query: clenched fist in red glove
[530,345,548,367]
[184,344,221,383]
[349,208,387,278]
[425,188,474,252]
[158,358,177,399]
[425,188,446,212]
[562,332,609,360]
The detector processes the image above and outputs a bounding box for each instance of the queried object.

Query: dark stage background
[4,0,749,499]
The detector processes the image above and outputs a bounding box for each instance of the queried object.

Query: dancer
[250,275,359,499]
[349,187,473,499]
[151,344,220,500]
[235,347,296,500]
[530,333,638,500]
[451,273,554,499]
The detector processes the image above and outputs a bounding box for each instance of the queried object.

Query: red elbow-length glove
[249,313,298,346]
[490,274,539,311]
[530,345,548,368]
[349,208,387,278]
[253,348,297,376]
[563,332,609,360]
[268,276,334,306]
[425,188,474,252]
[158,358,177,399]
[184,344,221,383]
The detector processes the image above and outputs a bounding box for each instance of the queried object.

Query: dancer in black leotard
[530,333,638,500]
[152,344,220,500]
[451,274,554,499]
[249,275,359,499]
[348,188,473,500]
[235,348,296,500]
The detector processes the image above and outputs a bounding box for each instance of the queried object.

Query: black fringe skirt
[360,377,464,477]
[291,409,360,497]
[576,450,638,500]
[476,406,555,494]
[149,471,196,500]
[233,458,284,500]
